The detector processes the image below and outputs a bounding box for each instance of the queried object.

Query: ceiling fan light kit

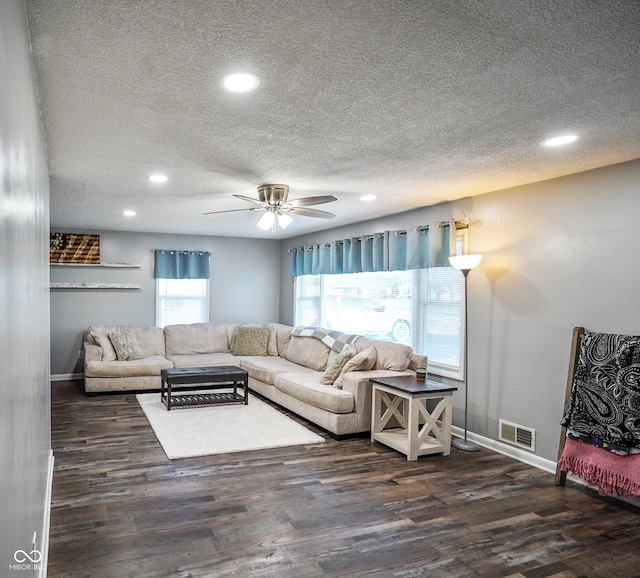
[257,211,276,230]
[205,184,337,234]
[277,212,293,229]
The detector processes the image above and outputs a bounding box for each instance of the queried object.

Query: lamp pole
[449,254,482,452]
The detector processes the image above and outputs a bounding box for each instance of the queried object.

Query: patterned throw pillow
[321,346,355,385]
[109,330,144,361]
[232,325,269,356]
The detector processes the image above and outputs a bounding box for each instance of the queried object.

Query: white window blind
[156,278,209,328]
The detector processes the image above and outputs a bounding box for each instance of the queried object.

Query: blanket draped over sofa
[84,322,426,437]
[291,326,358,353]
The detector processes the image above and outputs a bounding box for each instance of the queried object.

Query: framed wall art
[50,233,100,264]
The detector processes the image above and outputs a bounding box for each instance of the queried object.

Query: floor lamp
[449,254,483,452]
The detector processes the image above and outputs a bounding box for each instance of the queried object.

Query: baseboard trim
[39,449,54,578]
[51,373,83,382]
[450,429,638,507]
[451,426,592,490]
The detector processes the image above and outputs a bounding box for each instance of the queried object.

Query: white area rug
[136,391,324,459]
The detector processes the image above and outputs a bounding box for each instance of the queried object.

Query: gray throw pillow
[321,346,355,385]
[333,347,377,389]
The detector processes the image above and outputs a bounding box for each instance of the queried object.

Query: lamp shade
[257,211,276,230]
[277,212,293,229]
[449,254,482,271]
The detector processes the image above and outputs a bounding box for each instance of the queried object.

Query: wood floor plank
[48,380,640,577]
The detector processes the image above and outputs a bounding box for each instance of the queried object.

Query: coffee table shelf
[168,391,246,408]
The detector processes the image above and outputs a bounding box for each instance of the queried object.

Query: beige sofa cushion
[85,355,173,378]
[267,323,293,356]
[240,356,315,385]
[129,326,167,356]
[164,323,229,355]
[166,352,238,368]
[274,373,354,413]
[356,338,412,371]
[285,336,330,371]
[88,325,166,357]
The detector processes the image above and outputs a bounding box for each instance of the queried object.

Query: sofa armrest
[339,369,413,431]
[84,342,102,362]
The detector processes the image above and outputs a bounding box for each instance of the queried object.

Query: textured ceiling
[26,0,640,239]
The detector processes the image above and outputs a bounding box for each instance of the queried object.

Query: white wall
[280,159,640,461]
[50,229,281,375]
[0,0,52,575]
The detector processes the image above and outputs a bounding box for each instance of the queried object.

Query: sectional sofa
[83,322,426,436]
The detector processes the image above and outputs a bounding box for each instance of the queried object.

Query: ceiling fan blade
[287,195,337,207]
[203,207,260,215]
[233,194,267,206]
[289,207,336,219]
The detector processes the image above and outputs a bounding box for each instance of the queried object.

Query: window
[294,267,463,379]
[156,278,209,328]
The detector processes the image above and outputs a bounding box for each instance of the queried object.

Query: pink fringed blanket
[558,437,640,498]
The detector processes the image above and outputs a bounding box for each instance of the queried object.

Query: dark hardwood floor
[49,380,640,578]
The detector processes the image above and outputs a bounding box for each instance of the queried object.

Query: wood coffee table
[371,375,457,461]
[160,365,249,411]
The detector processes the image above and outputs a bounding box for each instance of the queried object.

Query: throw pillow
[284,336,330,371]
[109,330,144,361]
[231,325,269,356]
[333,347,377,389]
[341,346,377,373]
[321,346,355,385]
[89,330,117,361]
[229,323,261,351]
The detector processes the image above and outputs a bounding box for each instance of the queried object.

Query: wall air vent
[498,419,535,452]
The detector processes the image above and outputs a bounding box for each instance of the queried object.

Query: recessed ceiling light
[223,72,260,93]
[360,195,377,201]
[123,210,136,217]
[148,174,168,183]
[543,135,578,147]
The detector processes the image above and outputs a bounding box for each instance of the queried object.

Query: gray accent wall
[280,159,640,462]
[50,229,281,375]
[0,0,52,575]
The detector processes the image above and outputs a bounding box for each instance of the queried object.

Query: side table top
[371,375,457,394]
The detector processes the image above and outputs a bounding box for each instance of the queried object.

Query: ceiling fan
[204,184,337,233]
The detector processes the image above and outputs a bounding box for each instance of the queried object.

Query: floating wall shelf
[50,283,141,290]
[50,263,141,268]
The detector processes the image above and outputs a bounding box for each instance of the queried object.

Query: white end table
[371,376,457,461]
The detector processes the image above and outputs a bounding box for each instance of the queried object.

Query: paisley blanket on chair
[560,332,640,448]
